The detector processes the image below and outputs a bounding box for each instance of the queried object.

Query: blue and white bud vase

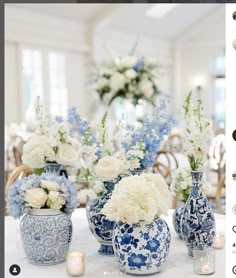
[173,207,185,240]
[86,177,120,255]
[113,217,171,275]
[20,209,72,265]
[181,171,216,257]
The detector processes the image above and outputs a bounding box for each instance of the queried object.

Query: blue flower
[7,174,79,219]
[145,238,160,252]
[128,253,147,268]
[120,234,132,245]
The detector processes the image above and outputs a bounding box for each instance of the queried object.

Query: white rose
[96,78,109,90]
[47,191,65,210]
[94,156,123,182]
[110,73,126,92]
[119,56,137,69]
[22,135,55,168]
[24,188,48,209]
[125,69,137,79]
[139,79,154,98]
[41,180,59,191]
[56,143,79,167]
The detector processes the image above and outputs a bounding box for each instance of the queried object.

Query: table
[5,209,225,278]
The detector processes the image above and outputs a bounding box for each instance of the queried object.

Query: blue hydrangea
[7,174,79,219]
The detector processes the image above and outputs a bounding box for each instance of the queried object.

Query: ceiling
[8,3,222,40]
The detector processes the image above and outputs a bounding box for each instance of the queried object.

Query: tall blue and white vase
[20,209,72,265]
[181,171,216,257]
[112,217,171,275]
[173,207,185,240]
[86,178,120,255]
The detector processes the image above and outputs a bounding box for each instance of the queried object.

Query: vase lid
[29,208,62,216]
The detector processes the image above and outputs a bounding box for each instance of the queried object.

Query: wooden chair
[156,150,179,172]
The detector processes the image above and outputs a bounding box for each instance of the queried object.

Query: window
[212,54,225,130]
[48,52,67,116]
[214,77,225,129]
[21,47,68,122]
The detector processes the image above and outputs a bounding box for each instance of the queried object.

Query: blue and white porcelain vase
[45,163,68,178]
[112,217,171,275]
[181,171,216,257]
[86,178,120,255]
[173,207,185,240]
[20,209,72,265]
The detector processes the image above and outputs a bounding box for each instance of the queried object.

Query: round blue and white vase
[181,171,216,257]
[20,209,72,265]
[173,207,185,240]
[112,217,171,275]
[86,177,120,256]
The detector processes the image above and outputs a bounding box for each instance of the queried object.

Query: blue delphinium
[67,106,96,145]
[7,174,79,219]
[125,96,175,169]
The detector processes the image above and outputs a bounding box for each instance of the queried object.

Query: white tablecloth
[5,209,225,278]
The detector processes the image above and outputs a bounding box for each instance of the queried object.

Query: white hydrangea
[118,56,137,69]
[102,173,172,225]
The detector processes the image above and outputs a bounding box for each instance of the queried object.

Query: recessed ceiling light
[146,4,179,19]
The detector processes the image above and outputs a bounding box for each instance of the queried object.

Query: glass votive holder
[193,247,215,275]
[67,252,85,277]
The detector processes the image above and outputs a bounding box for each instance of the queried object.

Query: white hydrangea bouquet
[170,167,211,203]
[94,55,160,106]
[182,92,213,171]
[102,173,172,225]
[7,173,79,218]
[22,98,81,174]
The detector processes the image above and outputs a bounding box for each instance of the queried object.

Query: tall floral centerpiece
[180,92,215,257]
[94,56,161,106]
[102,173,172,275]
[22,98,81,175]
[7,174,78,265]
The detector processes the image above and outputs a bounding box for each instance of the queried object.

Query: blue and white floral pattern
[86,178,120,255]
[173,207,185,240]
[181,171,216,257]
[113,217,171,275]
[20,210,72,265]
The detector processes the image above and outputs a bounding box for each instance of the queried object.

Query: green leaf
[34,168,45,176]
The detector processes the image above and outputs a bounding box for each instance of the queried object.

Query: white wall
[172,7,225,119]
[5,42,20,124]
[5,5,91,124]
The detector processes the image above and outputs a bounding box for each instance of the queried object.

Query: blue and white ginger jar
[20,209,72,265]
[113,217,171,275]
[173,207,185,240]
[181,171,216,257]
[86,178,120,255]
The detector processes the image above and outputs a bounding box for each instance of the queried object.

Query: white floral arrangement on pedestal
[182,92,213,171]
[170,167,211,203]
[102,173,172,225]
[22,98,81,174]
[94,55,161,106]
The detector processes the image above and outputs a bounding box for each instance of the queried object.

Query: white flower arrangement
[94,55,160,106]
[170,167,211,203]
[182,92,213,171]
[22,98,81,171]
[102,173,172,225]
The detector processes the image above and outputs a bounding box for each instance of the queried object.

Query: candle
[67,252,85,277]
[201,263,213,274]
[213,233,225,249]
[193,247,215,275]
